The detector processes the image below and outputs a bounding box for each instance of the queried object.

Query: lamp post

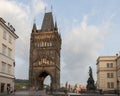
[117,80,119,96]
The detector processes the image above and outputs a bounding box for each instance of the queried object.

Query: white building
[0,17,18,93]
[96,55,120,93]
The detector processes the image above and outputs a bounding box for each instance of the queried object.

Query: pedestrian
[9,87,13,94]
[7,86,10,94]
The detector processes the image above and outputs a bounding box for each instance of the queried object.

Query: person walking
[7,86,10,94]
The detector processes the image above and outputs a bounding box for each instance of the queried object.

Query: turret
[54,21,58,30]
[32,23,37,33]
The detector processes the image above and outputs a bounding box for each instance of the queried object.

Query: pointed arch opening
[38,71,52,90]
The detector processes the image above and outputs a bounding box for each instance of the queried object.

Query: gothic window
[46,42,47,47]
[37,42,39,48]
[42,58,49,65]
[34,43,37,47]
[36,57,54,66]
[49,42,52,46]
[43,58,46,63]
[38,42,42,48]
[41,41,44,47]
[47,42,49,46]
[40,41,53,47]
[39,61,42,65]
[39,42,42,47]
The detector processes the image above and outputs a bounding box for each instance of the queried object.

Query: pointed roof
[54,21,58,30]
[41,12,54,31]
[32,23,37,30]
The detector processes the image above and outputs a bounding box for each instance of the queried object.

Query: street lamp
[117,80,119,96]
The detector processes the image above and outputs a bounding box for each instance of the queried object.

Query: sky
[0,0,120,86]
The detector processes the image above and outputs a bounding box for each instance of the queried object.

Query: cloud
[0,0,31,79]
[32,0,47,16]
[0,0,47,79]
[0,0,113,86]
[61,15,111,85]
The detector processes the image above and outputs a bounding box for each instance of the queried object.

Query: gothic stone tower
[29,12,61,90]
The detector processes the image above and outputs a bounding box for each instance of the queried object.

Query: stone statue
[89,66,92,77]
[87,66,96,91]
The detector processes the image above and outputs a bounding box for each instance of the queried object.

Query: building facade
[96,55,120,93]
[29,12,61,90]
[116,56,120,93]
[0,17,18,93]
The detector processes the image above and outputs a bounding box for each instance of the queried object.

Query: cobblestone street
[0,90,118,96]
[0,90,52,96]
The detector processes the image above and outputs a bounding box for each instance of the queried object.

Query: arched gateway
[29,12,61,90]
[38,71,52,90]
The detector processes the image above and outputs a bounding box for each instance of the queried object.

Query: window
[38,42,42,48]
[106,63,113,68]
[2,44,7,55]
[49,42,52,46]
[111,82,114,88]
[107,73,114,78]
[13,62,15,67]
[7,64,12,74]
[3,31,7,39]
[44,42,46,47]
[9,35,12,43]
[107,82,110,88]
[107,82,114,88]
[107,73,109,78]
[1,62,6,73]
[119,71,120,77]
[110,63,113,67]
[107,63,109,68]
[8,48,12,58]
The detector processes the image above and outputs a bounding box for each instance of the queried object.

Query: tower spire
[32,18,37,31]
[41,12,54,31]
[54,20,58,30]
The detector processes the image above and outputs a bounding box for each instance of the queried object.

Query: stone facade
[96,55,120,93]
[0,17,18,93]
[29,12,61,90]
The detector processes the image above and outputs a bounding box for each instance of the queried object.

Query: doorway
[38,71,52,90]
[1,83,5,93]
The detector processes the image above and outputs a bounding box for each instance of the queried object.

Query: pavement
[0,90,52,96]
[0,90,118,96]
